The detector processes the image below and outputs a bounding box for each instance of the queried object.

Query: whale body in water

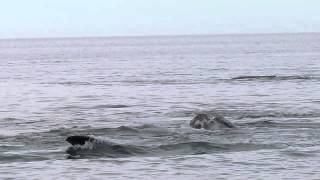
[190,114,235,130]
[66,135,142,158]
[65,114,236,157]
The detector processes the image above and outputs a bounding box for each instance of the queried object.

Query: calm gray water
[0,33,320,179]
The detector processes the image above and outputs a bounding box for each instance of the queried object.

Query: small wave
[122,79,182,85]
[281,146,320,158]
[240,120,320,129]
[45,124,155,133]
[2,117,20,121]
[243,120,279,127]
[120,79,216,85]
[157,141,226,155]
[282,150,318,157]
[237,112,320,120]
[44,124,159,139]
[0,154,50,163]
[50,104,130,111]
[231,75,313,81]
[90,104,130,109]
[42,81,94,86]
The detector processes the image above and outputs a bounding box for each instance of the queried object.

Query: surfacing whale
[190,114,235,130]
[66,135,143,158]
[65,115,236,157]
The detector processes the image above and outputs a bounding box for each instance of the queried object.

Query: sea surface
[0,33,320,179]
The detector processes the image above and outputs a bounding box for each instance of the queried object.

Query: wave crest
[231,75,314,81]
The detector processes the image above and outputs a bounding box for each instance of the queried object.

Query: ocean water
[0,33,320,179]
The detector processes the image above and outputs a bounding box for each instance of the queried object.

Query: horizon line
[1,31,319,41]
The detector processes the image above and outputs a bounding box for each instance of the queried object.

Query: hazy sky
[1,0,319,38]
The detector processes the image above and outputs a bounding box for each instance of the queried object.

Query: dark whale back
[65,135,145,158]
[190,114,236,130]
[66,135,94,145]
[213,116,236,128]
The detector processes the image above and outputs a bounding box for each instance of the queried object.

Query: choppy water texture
[0,33,320,179]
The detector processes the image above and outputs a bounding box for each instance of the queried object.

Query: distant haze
[1,0,320,39]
